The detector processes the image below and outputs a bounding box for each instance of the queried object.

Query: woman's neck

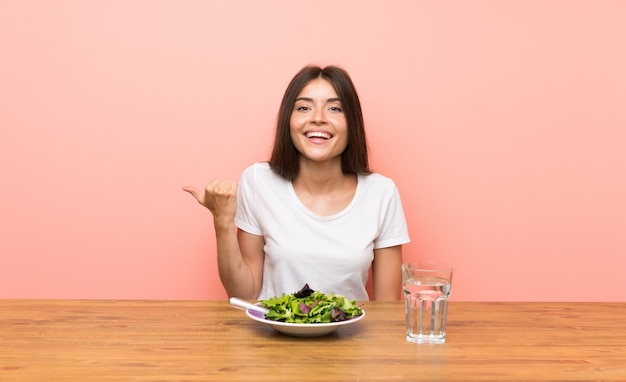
[294,159,346,194]
[292,159,358,216]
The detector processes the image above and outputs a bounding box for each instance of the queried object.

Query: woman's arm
[232,229,265,299]
[372,245,403,301]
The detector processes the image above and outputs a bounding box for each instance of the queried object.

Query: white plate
[245,308,365,337]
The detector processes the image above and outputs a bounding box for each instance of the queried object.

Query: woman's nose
[311,108,327,124]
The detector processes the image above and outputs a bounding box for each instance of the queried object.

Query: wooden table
[1,300,625,381]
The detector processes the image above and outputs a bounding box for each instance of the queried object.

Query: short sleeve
[374,181,411,249]
[235,164,263,236]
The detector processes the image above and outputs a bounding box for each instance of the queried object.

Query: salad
[259,284,363,324]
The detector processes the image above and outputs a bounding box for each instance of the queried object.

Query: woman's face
[289,78,348,165]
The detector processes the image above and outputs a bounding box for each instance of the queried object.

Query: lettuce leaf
[260,284,363,324]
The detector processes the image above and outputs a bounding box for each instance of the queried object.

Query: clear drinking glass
[402,262,453,344]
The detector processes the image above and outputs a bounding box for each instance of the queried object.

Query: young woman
[183,65,410,301]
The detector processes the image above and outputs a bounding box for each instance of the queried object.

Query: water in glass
[404,275,451,344]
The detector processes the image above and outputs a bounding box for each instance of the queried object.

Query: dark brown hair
[269,65,371,180]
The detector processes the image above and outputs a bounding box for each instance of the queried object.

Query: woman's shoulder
[243,162,271,175]
[241,162,281,182]
[360,172,397,188]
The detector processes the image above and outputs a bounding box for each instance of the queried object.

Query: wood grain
[1,300,625,381]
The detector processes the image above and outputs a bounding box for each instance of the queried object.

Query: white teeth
[306,131,331,139]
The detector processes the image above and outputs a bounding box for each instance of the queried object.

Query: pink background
[1,1,625,301]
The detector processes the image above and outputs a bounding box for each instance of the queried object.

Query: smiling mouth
[305,131,332,139]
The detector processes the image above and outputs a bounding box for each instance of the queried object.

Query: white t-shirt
[234,162,410,301]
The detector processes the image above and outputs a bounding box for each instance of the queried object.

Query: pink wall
[1,1,625,301]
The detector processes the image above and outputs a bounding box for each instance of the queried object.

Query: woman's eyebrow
[295,97,342,102]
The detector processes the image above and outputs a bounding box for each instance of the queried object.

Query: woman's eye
[329,106,343,112]
[296,105,310,111]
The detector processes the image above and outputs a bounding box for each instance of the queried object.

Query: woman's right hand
[182,180,238,227]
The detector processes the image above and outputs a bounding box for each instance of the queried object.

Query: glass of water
[402,262,453,344]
